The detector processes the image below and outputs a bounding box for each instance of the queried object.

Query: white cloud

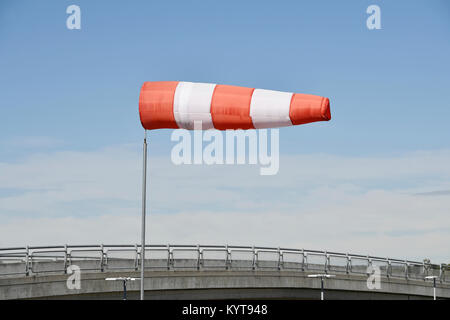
[0,145,449,263]
[0,210,448,263]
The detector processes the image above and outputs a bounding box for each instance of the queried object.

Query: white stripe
[249,89,293,129]
[173,82,216,130]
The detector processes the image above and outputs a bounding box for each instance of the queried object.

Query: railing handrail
[0,243,443,265]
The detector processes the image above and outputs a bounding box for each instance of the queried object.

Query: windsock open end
[139,81,179,130]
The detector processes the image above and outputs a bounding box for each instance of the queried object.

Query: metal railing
[0,244,448,284]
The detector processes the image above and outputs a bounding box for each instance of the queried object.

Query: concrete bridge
[0,244,449,300]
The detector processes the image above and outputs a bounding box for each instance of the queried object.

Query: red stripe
[139,81,179,130]
[289,93,331,126]
[210,84,255,130]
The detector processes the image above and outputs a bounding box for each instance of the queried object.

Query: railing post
[422,260,425,279]
[252,246,256,271]
[100,244,104,272]
[63,244,68,274]
[348,256,352,274]
[405,260,409,279]
[225,244,229,270]
[197,244,201,271]
[168,244,172,270]
[25,246,30,276]
[387,258,391,278]
[345,253,350,274]
[134,244,139,271]
[445,265,448,283]
[301,249,305,272]
[277,247,281,271]
[325,251,328,273]
[444,264,449,282]
[367,257,372,276]
[29,247,34,275]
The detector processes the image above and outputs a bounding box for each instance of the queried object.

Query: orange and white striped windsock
[139,81,331,130]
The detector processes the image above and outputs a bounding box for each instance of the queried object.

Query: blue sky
[1,0,449,157]
[0,1,449,262]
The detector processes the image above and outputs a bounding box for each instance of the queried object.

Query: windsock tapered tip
[289,94,331,125]
[321,97,331,121]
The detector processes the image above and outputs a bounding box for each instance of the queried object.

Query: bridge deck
[1,244,448,300]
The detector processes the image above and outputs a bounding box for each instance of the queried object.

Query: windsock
[139,81,331,130]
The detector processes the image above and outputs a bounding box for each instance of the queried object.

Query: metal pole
[433,278,436,301]
[321,277,324,300]
[140,130,147,300]
[123,280,127,300]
